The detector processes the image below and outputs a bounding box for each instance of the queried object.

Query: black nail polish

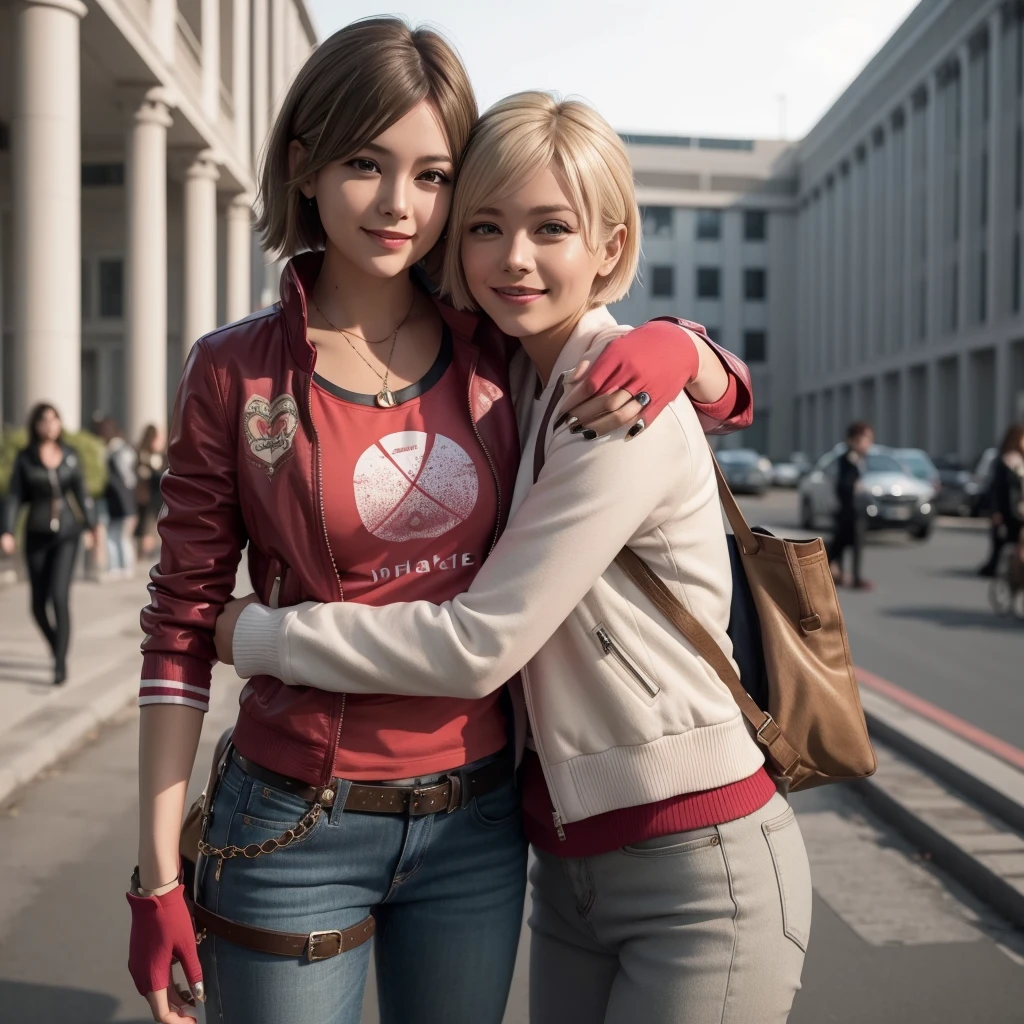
[582,429,598,441]
[570,423,584,434]
[627,423,644,439]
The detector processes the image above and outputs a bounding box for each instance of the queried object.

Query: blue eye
[539,222,570,235]
[469,223,500,235]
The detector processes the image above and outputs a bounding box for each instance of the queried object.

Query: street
[0,495,1022,1023]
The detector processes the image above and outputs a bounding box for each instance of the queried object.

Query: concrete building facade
[0,0,316,439]
[795,0,1024,462]
[611,136,799,458]
[618,0,1024,462]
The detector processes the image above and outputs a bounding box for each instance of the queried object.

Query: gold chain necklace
[310,293,416,408]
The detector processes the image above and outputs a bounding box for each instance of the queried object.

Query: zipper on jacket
[520,666,569,840]
[466,355,503,553]
[306,374,347,781]
[551,811,566,842]
[592,624,661,698]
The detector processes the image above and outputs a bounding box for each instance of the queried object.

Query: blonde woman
[220,93,811,1023]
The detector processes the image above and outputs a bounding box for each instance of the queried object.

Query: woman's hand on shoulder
[560,358,651,440]
[214,593,260,664]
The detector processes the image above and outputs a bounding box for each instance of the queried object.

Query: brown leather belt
[193,903,374,961]
[231,748,513,817]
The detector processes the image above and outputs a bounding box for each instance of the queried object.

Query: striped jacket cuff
[139,653,212,712]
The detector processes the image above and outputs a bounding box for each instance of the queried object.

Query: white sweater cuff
[233,603,290,681]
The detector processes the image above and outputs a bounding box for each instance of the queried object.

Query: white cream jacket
[234,307,764,825]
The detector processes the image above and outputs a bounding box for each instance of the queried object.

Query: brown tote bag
[615,455,876,792]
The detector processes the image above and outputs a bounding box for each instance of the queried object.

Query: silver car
[798,444,937,540]
[716,448,772,495]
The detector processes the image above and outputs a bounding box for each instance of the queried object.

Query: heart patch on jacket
[243,393,298,474]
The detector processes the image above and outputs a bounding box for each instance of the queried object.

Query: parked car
[932,454,977,517]
[716,448,772,495]
[970,447,998,517]
[893,448,942,497]
[798,444,936,540]
[772,451,812,488]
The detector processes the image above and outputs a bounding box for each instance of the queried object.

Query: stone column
[182,151,220,360]
[201,0,220,120]
[957,44,970,332]
[957,350,972,459]
[125,88,173,439]
[251,0,269,157]
[887,116,901,354]
[11,0,87,429]
[225,193,253,323]
[150,0,177,63]
[926,75,942,342]
[232,0,251,160]
[987,11,1002,323]
[865,138,879,364]
[903,99,915,349]
[849,154,863,372]
[270,0,287,118]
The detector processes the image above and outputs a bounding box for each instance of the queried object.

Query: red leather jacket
[140,251,753,786]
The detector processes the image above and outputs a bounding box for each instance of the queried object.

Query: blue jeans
[197,752,528,1024]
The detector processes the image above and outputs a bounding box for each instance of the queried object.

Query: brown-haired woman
[984,423,1024,570]
[1,403,96,684]
[134,424,166,558]
[127,18,753,1024]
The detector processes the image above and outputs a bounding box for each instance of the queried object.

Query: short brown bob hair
[256,17,477,258]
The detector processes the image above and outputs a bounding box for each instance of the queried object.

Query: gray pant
[528,791,810,1024]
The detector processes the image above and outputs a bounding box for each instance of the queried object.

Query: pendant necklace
[310,292,417,408]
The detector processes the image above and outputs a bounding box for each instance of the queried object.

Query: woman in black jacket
[979,424,1024,577]
[1,404,96,684]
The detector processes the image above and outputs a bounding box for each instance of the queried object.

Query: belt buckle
[444,773,462,814]
[307,929,344,961]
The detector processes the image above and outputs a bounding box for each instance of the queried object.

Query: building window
[650,265,675,297]
[744,268,767,301]
[696,266,721,299]
[81,260,91,319]
[642,206,673,238]
[978,250,987,323]
[98,259,124,319]
[82,163,125,187]
[1014,233,1021,314]
[743,330,767,363]
[695,209,721,240]
[744,209,767,241]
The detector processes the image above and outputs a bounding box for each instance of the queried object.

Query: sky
[309,0,922,140]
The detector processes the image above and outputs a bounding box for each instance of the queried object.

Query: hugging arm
[233,404,690,699]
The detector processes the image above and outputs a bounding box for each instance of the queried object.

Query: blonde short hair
[442,92,640,311]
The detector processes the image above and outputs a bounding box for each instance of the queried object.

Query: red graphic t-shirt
[310,327,507,780]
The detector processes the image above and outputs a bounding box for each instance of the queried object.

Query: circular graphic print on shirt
[354,431,480,542]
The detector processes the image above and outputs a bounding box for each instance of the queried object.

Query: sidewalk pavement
[0,570,151,807]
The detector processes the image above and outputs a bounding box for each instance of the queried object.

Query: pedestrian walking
[98,418,138,578]
[134,424,166,559]
[0,403,96,684]
[220,93,807,1024]
[829,421,874,590]
[126,20,756,1024]
[977,423,1024,577]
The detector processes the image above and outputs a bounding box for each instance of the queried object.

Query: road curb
[857,757,1024,931]
[854,689,1024,931]
[0,652,141,808]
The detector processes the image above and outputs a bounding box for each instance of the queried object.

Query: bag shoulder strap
[614,547,801,776]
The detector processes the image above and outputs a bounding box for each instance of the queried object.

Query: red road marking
[856,665,1024,772]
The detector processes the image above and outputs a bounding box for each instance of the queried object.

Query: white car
[798,444,937,540]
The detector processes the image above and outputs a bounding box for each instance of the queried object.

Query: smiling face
[460,165,625,342]
[294,101,455,280]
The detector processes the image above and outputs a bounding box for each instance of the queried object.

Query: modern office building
[795,0,1024,462]
[0,0,316,439]
[618,0,1024,462]
[611,136,799,457]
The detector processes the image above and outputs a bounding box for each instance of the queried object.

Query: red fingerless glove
[581,318,701,427]
[127,884,203,997]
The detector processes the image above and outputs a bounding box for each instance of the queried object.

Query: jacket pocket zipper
[592,624,661,698]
